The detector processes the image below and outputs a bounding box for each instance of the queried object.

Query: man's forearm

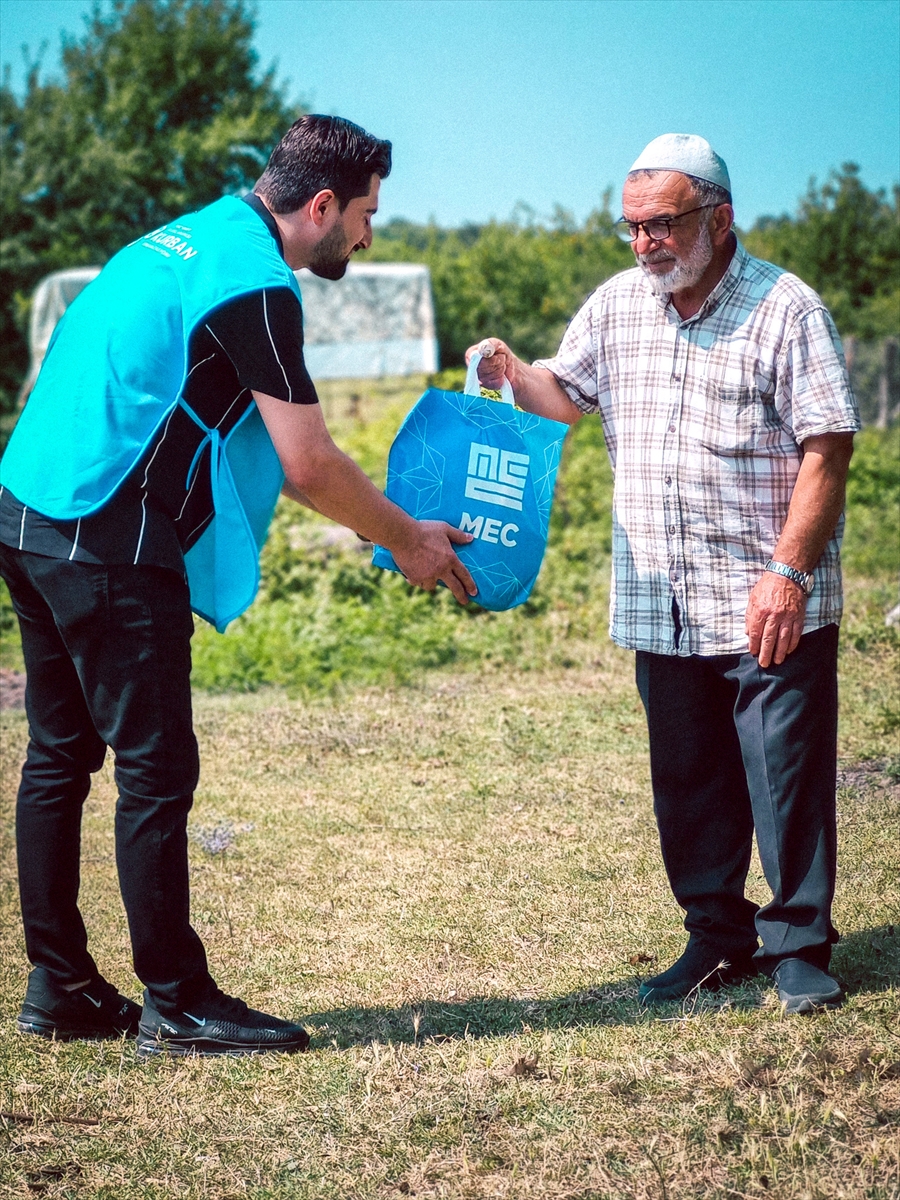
[293,442,419,553]
[771,434,855,573]
[281,480,320,512]
[745,432,854,667]
[509,364,583,425]
[501,357,578,424]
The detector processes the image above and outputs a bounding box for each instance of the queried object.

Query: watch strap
[765,559,814,596]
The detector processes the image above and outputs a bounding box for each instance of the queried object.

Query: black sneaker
[136,988,310,1058]
[17,967,142,1040]
[638,940,758,1006]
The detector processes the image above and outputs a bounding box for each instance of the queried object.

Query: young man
[469,134,859,1015]
[0,115,475,1057]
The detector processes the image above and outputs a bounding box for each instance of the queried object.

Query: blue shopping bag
[372,353,569,611]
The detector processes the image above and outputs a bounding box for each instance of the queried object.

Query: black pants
[1,545,214,1012]
[635,624,840,973]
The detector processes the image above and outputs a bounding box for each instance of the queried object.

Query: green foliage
[191,498,561,694]
[0,0,298,420]
[366,167,898,376]
[191,567,464,693]
[5,407,893,689]
[2,404,896,690]
[187,413,615,693]
[361,204,634,367]
[841,425,900,578]
[0,573,21,671]
[743,165,900,339]
[186,408,898,695]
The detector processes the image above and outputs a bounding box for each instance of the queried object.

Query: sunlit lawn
[1,383,897,1197]
[1,588,898,1198]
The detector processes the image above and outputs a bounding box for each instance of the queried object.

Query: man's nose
[632,227,659,256]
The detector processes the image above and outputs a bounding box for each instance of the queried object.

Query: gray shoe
[772,958,844,1014]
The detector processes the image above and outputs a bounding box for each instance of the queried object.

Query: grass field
[1,614,898,1198]
[0,384,898,1198]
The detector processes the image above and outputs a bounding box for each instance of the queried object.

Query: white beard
[638,221,714,296]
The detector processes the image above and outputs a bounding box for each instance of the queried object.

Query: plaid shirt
[534,241,860,656]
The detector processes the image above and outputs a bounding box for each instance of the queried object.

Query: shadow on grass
[834,924,900,995]
[305,979,643,1048]
[304,975,775,1049]
[305,927,898,1049]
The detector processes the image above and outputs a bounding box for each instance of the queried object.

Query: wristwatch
[765,559,815,596]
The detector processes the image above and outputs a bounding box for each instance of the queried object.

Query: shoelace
[200,989,251,1022]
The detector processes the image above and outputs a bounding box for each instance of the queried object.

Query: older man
[470,134,859,1013]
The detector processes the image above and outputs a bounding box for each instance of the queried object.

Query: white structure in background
[22,267,101,401]
[296,263,438,378]
[21,261,438,401]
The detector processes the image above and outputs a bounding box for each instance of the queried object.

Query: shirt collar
[648,237,748,323]
[242,192,285,260]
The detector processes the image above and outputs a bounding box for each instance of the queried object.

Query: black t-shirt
[0,194,317,571]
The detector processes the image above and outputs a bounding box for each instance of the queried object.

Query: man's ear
[308,189,339,227]
[711,203,735,246]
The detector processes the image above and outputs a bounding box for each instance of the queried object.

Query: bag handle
[464,350,515,406]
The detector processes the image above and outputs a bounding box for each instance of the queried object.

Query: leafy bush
[841,425,900,578]
[742,165,899,340]
[185,411,620,693]
[1,0,298,429]
[2,402,896,690]
[361,208,633,369]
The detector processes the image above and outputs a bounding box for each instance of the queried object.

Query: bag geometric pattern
[373,374,568,611]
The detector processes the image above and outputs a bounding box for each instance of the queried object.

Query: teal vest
[1,196,300,632]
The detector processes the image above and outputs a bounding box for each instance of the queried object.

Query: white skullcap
[628,134,731,194]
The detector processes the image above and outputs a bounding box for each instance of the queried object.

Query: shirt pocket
[699,381,773,456]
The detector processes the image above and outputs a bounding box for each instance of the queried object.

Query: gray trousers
[635,623,840,972]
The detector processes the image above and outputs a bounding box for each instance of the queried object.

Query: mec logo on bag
[465,443,530,511]
[460,441,531,548]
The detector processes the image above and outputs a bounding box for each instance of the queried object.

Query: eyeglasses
[616,203,718,243]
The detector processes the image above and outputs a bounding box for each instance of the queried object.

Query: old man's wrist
[764,559,815,596]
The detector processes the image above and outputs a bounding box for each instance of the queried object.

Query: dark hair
[255,115,392,213]
[688,175,732,208]
[628,168,732,208]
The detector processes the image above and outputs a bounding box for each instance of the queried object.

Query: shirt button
[668,525,676,534]
[665,475,672,485]
[672,374,682,383]
[668,424,676,433]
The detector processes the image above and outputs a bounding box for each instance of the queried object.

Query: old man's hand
[465,338,520,392]
[746,573,807,668]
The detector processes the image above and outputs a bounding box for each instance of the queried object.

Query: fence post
[843,334,856,377]
[877,337,898,429]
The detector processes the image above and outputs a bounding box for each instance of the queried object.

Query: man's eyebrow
[621,210,679,221]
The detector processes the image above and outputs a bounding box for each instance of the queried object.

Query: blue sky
[2,0,898,229]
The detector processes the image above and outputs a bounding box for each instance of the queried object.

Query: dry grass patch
[1,634,898,1199]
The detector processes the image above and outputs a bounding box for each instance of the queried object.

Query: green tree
[743,164,900,338]
[0,0,298,424]
[364,200,633,367]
